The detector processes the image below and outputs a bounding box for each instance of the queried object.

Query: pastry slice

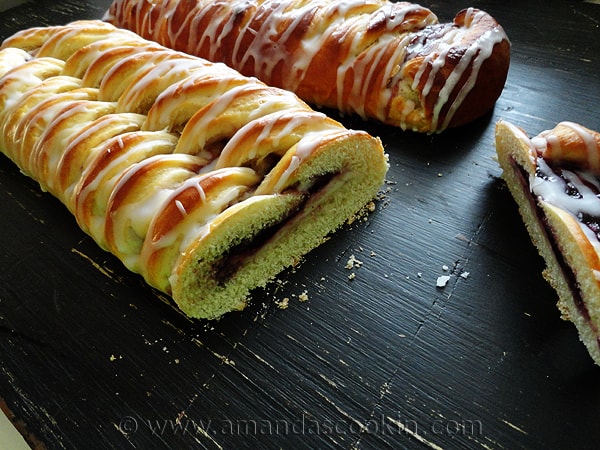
[105,0,511,133]
[0,20,388,319]
[496,120,600,365]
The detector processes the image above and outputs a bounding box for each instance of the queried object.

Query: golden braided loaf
[496,120,600,365]
[105,0,510,133]
[0,20,388,319]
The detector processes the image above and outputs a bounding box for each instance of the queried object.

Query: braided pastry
[496,120,600,365]
[0,20,388,319]
[104,0,510,133]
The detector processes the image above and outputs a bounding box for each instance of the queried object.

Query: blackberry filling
[514,158,600,347]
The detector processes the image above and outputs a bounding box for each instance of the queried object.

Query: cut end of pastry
[495,120,600,365]
[171,193,306,319]
[171,131,387,319]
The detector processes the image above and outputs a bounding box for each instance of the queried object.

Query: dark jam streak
[515,158,600,348]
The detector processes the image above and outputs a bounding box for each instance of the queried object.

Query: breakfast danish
[104,0,511,133]
[495,120,600,365]
[0,20,388,319]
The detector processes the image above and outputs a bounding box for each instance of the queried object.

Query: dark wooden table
[1,1,599,448]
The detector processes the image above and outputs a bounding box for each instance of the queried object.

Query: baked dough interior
[496,120,600,365]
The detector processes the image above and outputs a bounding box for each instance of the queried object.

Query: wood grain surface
[0,1,599,449]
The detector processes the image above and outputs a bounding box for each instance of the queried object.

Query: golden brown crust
[439,10,511,128]
[105,0,510,133]
[535,122,600,171]
[0,20,388,319]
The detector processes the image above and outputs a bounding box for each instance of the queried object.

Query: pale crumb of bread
[347,200,378,225]
[436,275,451,287]
[275,297,289,309]
[375,187,392,209]
[348,272,356,280]
[345,254,363,270]
[298,290,309,302]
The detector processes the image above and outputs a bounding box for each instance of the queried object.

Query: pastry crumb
[436,275,451,287]
[345,254,363,270]
[347,200,378,224]
[298,291,309,302]
[275,297,289,309]
[348,272,356,280]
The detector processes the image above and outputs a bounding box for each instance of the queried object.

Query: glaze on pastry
[104,0,510,133]
[496,120,600,365]
[0,20,388,319]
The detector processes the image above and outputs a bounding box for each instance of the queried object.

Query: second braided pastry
[105,0,511,133]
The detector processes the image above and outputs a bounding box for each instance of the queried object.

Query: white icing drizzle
[143,62,248,132]
[536,121,600,172]
[527,122,600,252]
[437,10,503,130]
[232,0,320,85]
[32,101,115,193]
[11,89,94,177]
[0,47,31,79]
[411,8,507,131]
[0,58,67,124]
[106,0,507,132]
[117,56,204,113]
[139,167,259,288]
[56,113,146,205]
[216,108,333,168]
[74,131,178,241]
[175,81,300,157]
[267,129,348,193]
[105,153,205,270]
